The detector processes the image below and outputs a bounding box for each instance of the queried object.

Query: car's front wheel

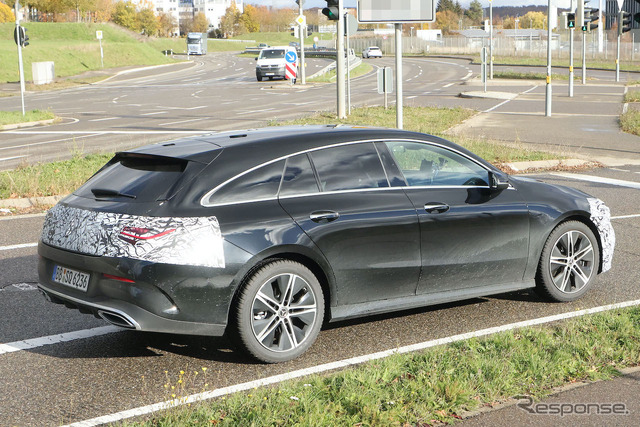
[535,221,600,302]
[233,260,324,363]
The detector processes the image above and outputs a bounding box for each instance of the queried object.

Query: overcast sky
[246,1,575,9]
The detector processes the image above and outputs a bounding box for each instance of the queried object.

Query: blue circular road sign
[285,51,298,63]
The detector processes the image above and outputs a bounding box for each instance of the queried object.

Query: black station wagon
[38,126,615,362]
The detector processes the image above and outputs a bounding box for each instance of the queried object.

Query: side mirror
[489,171,510,191]
[254,57,258,61]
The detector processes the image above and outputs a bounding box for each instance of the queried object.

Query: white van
[255,46,296,82]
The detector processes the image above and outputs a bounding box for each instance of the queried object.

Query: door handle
[310,211,340,223]
[424,202,450,214]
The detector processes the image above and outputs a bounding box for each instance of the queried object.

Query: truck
[187,32,207,55]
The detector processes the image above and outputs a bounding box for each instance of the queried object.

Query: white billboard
[357,0,436,23]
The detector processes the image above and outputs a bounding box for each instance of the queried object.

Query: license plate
[265,73,275,76]
[52,265,90,292]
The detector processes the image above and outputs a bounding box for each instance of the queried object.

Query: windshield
[260,49,286,59]
[187,37,201,44]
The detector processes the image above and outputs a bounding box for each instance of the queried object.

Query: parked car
[255,46,296,82]
[362,46,382,58]
[257,43,270,49]
[38,126,615,363]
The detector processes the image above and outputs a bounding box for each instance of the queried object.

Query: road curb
[0,195,65,209]
[0,118,56,131]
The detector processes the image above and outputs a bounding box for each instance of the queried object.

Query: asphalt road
[0,53,483,170]
[1,52,640,426]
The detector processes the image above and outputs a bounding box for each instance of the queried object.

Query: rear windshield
[260,49,286,59]
[74,154,198,202]
[187,37,200,44]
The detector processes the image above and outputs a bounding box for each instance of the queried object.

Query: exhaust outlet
[98,310,136,329]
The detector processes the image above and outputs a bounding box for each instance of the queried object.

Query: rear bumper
[38,241,237,337]
[38,284,226,336]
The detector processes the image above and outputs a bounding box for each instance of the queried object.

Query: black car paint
[37,126,605,337]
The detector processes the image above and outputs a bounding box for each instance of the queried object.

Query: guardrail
[243,47,339,58]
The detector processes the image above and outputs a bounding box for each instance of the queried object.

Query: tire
[233,260,324,363]
[256,75,262,81]
[535,221,600,302]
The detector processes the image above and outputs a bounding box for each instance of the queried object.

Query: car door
[277,143,421,305]
[382,140,531,295]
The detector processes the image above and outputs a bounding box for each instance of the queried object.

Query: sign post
[377,66,393,109]
[96,30,104,68]
[357,0,436,129]
[481,47,487,93]
[295,10,306,85]
[14,0,25,115]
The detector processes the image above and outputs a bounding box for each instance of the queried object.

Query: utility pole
[489,0,493,79]
[336,0,345,118]
[395,23,403,129]
[298,0,306,85]
[14,0,25,115]
[545,0,552,117]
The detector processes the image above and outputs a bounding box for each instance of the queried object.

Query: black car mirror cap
[489,171,510,191]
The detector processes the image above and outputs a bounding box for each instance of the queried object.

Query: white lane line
[462,71,473,80]
[0,213,46,221]
[0,242,37,251]
[236,108,276,115]
[159,118,208,126]
[0,155,27,162]
[443,82,455,88]
[0,133,101,151]
[0,326,121,356]
[140,111,167,116]
[88,117,119,122]
[484,85,538,113]
[65,298,640,427]
[549,173,640,190]
[407,96,417,99]
[612,214,640,219]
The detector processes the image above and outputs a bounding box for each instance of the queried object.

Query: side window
[206,160,285,205]
[385,141,489,187]
[309,143,389,192]
[279,154,319,197]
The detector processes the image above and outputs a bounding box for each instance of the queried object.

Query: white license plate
[52,265,90,292]
[265,73,275,76]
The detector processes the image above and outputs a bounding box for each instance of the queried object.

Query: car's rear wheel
[233,260,324,363]
[535,221,600,302]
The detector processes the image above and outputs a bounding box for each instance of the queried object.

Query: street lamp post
[515,18,519,53]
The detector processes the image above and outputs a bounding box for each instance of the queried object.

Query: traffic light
[567,13,576,29]
[586,8,598,32]
[620,11,632,35]
[481,19,489,32]
[13,26,28,48]
[322,0,339,21]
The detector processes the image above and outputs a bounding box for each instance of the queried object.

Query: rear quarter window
[204,160,285,206]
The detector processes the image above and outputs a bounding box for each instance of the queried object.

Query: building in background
[193,0,243,29]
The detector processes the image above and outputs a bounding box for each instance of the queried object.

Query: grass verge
[125,306,640,426]
[624,90,640,103]
[493,71,576,81]
[279,106,556,164]
[0,109,55,127]
[620,109,640,135]
[471,55,640,72]
[0,153,112,199]
[0,107,555,199]
[308,62,373,83]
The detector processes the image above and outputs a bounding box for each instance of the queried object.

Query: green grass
[620,109,640,135]
[0,109,55,127]
[308,62,373,83]
[0,23,178,83]
[125,306,640,426]
[493,71,576,81]
[0,153,112,199]
[279,106,555,164]
[624,90,640,103]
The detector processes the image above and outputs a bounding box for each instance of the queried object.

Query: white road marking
[4,130,207,135]
[236,108,276,115]
[443,82,455,88]
[0,326,120,356]
[484,85,538,113]
[0,283,38,292]
[88,117,119,122]
[0,155,27,162]
[612,214,640,219]
[65,298,640,427]
[0,133,103,151]
[140,111,167,116]
[407,96,417,99]
[0,242,37,251]
[549,173,640,190]
[159,118,209,126]
[0,213,46,221]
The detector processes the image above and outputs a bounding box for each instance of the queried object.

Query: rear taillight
[118,226,176,245]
